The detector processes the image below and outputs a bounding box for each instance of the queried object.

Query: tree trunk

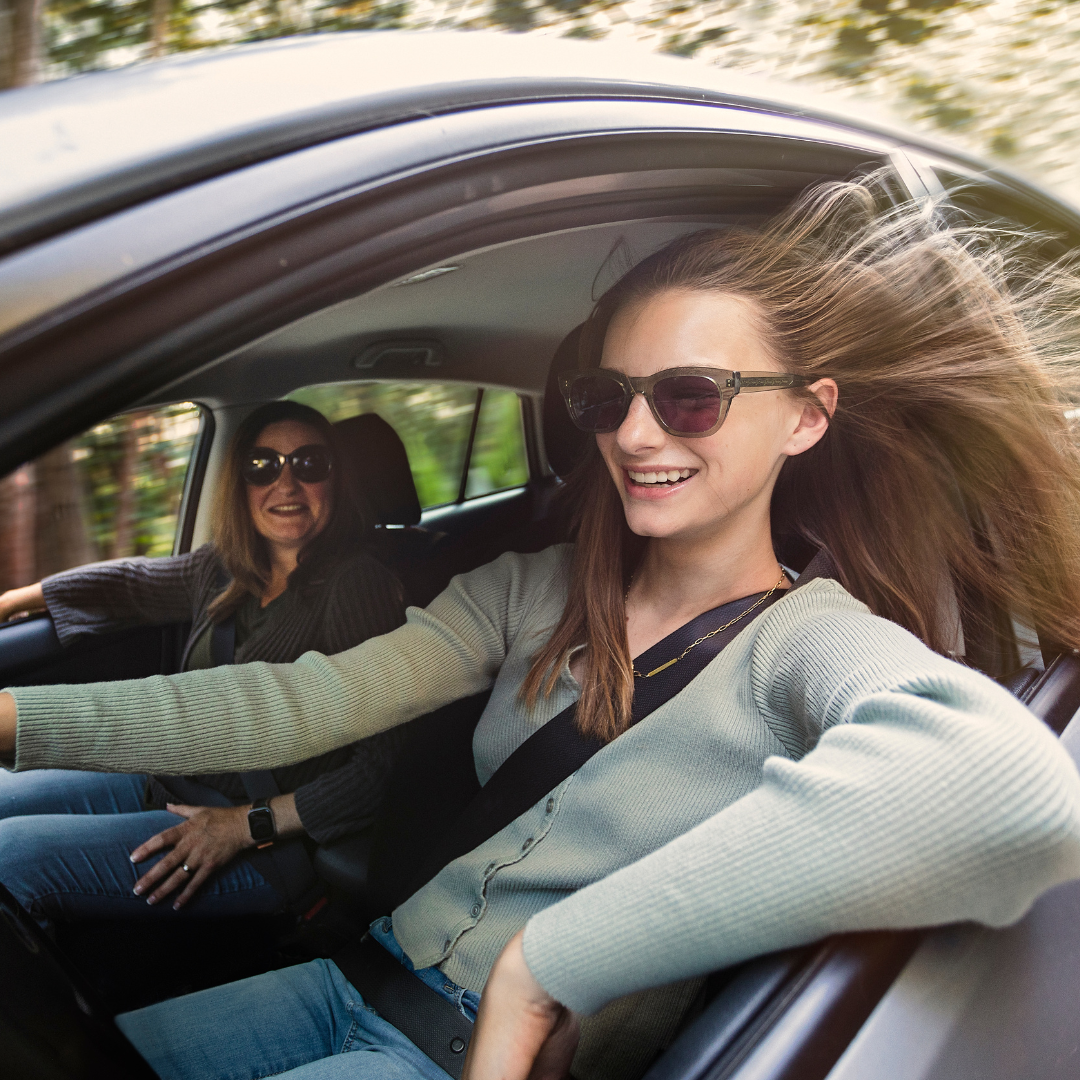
[0,0,44,89]
[33,445,94,578]
[149,0,170,58]
[0,465,37,591]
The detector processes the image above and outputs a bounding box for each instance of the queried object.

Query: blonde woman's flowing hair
[206,401,368,622]
[523,176,1080,743]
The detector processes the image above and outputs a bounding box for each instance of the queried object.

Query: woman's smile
[623,466,697,498]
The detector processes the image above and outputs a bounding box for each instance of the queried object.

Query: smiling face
[598,289,825,549]
[244,420,334,555]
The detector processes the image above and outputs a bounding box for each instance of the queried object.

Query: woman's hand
[0,582,46,623]
[0,693,14,758]
[463,930,580,1080]
[129,804,253,910]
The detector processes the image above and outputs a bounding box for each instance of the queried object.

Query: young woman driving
[0,401,407,924]
[2,179,1080,1080]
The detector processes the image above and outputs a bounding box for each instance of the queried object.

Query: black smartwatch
[248,798,276,848]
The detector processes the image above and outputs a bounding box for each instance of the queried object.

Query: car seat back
[334,413,422,527]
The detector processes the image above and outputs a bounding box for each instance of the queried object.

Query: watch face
[249,807,275,842]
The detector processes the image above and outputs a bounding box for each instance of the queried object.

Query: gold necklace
[628,569,787,679]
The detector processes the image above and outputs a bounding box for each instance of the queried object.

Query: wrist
[235,806,256,849]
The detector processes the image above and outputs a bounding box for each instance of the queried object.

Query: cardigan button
[471,903,481,917]
[443,938,451,951]
[450,1037,466,1054]
[545,798,555,813]
[521,838,533,851]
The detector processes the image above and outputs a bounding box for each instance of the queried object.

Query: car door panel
[0,616,185,688]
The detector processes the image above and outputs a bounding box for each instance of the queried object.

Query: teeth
[628,469,694,485]
[271,504,304,512]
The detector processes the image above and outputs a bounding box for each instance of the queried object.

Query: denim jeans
[0,768,282,926]
[117,921,475,1080]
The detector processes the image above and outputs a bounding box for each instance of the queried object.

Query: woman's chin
[622,506,698,540]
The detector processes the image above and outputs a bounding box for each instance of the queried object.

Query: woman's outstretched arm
[523,613,1080,1016]
[467,601,1080,1077]
[0,548,563,775]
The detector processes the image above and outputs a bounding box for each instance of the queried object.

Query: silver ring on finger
[182,863,192,874]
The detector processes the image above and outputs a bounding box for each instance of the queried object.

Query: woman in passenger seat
[3,177,1080,1080]
[0,400,407,923]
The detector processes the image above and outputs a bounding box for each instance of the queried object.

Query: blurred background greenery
[3,1,1079,206]
[290,382,528,508]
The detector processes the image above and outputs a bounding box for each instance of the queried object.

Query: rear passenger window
[0,403,203,595]
[288,382,530,510]
[466,389,529,499]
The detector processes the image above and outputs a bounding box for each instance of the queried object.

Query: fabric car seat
[334,413,422,527]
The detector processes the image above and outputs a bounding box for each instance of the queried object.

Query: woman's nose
[274,464,301,492]
[616,392,665,452]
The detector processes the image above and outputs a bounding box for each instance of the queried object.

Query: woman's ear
[784,379,837,458]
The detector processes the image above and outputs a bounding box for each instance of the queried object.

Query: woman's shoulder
[751,575,891,657]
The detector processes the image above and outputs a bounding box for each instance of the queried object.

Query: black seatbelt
[387,584,789,910]
[334,583,789,1076]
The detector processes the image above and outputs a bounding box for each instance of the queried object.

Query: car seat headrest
[334,413,422,527]
[542,323,593,479]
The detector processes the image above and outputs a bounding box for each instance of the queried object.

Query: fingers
[171,862,216,910]
[526,1008,579,1080]
[165,803,199,820]
[133,841,190,901]
[129,823,186,865]
[142,861,194,906]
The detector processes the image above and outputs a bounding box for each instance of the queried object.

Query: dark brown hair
[524,177,1080,742]
[206,401,368,621]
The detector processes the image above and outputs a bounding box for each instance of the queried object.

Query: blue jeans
[117,922,477,1080]
[0,769,281,926]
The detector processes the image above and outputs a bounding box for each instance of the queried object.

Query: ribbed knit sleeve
[40,547,216,646]
[522,590,1080,1015]
[9,547,565,775]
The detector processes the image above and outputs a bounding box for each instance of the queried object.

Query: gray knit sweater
[11,545,1080,1079]
[40,544,407,842]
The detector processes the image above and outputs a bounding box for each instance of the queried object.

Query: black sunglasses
[241,444,333,486]
[559,367,814,438]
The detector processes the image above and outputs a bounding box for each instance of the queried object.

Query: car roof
[0,29,1033,256]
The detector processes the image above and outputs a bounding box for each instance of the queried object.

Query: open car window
[0,402,203,597]
[288,382,529,510]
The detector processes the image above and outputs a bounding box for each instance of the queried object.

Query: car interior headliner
[154,216,753,409]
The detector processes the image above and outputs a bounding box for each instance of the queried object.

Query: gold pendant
[644,656,680,678]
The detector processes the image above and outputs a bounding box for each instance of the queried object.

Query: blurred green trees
[0,403,201,593]
[74,403,202,559]
[289,382,527,508]
[5,0,1080,206]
